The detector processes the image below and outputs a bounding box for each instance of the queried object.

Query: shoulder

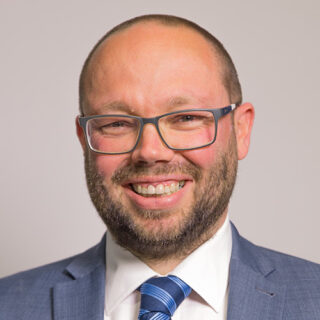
[229,223,320,317]
[238,232,320,314]
[0,255,78,311]
[0,256,73,318]
[231,223,320,282]
[0,235,106,318]
[0,255,74,292]
[242,235,320,281]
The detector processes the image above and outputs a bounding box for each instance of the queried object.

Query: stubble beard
[85,134,238,261]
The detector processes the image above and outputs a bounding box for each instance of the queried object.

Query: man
[1,14,320,319]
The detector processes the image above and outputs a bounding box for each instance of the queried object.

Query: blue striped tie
[138,275,192,320]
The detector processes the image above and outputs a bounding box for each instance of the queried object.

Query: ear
[233,103,255,160]
[75,116,87,152]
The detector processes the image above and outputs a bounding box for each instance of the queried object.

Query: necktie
[138,275,191,320]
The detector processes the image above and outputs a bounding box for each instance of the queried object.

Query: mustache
[111,162,202,185]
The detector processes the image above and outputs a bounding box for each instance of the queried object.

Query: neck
[141,212,228,275]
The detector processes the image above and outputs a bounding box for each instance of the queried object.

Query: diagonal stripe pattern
[138,275,191,320]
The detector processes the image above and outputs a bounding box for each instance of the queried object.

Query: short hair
[79,14,242,114]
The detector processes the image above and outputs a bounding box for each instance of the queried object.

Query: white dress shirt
[104,216,232,320]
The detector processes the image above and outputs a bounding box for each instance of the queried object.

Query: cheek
[181,120,232,169]
[182,146,217,170]
[94,154,128,181]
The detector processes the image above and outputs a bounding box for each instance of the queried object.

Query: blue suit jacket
[1,223,320,319]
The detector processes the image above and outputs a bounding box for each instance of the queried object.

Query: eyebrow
[166,96,192,107]
[100,101,134,114]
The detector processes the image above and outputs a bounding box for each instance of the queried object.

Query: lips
[122,176,193,210]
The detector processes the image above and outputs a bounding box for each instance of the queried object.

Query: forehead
[82,22,226,114]
[92,21,219,66]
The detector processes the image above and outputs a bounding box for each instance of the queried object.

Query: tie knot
[138,275,191,320]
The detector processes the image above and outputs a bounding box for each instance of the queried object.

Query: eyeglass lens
[86,110,217,153]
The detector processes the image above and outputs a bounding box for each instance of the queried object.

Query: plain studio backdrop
[0,0,319,278]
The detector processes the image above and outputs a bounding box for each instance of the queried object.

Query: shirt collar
[105,215,232,315]
[171,215,232,312]
[105,233,157,315]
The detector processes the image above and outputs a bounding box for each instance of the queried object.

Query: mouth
[121,175,193,210]
[130,180,185,197]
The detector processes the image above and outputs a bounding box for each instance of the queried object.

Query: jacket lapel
[227,224,286,320]
[53,235,106,320]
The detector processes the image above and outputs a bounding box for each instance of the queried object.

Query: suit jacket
[1,223,320,319]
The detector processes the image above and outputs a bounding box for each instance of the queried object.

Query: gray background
[0,0,319,278]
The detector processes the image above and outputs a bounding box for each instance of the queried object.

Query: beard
[85,133,238,261]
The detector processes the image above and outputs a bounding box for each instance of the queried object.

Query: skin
[76,22,254,274]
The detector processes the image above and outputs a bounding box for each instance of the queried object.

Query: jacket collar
[53,234,106,320]
[227,223,287,320]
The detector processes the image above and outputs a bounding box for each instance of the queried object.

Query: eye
[105,121,129,128]
[172,113,207,124]
[161,111,215,132]
[170,114,202,123]
[88,117,139,137]
[99,120,136,133]
[178,114,196,122]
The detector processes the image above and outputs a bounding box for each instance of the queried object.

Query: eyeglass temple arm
[215,104,236,120]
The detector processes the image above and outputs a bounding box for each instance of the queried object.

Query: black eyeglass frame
[78,104,236,155]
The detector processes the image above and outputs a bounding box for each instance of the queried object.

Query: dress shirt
[104,215,232,320]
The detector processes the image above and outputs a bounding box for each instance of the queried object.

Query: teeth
[155,184,164,194]
[147,185,155,194]
[132,181,185,196]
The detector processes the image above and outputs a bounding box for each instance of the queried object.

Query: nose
[131,123,175,165]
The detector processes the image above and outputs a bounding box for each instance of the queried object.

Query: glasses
[78,104,236,155]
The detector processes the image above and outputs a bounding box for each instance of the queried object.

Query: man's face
[78,23,246,259]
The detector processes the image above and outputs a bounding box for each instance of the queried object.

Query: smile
[131,181,185,197]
